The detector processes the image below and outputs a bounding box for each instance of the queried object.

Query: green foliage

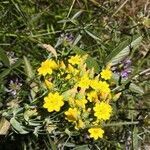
[0,0,149,149]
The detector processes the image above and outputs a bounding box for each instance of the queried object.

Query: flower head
[43,92,64,112]
[100,68,112,80]
[68,55,82,65]
[87,91,98,102]
[121,69,131,78]
[65,108,80,122]
[38,59,58,76]
[90,79,101,91]
[94,102,112,120]
[75,98,87,109]
[88,127,104,140]
[99,81,111,94]
[75,119,85,130]
[59,61,66,69]
[78,74,91,89]
[44,79,53,89]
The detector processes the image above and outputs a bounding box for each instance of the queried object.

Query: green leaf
[46,134,57,150]
[106,36,142,65]
[86,57,100,73]
[129,83,144,94]
[71,10,83,20]
[49,138,57,150]
[73,145,90,150]
[11,59,23,69]
[71,46,100,73]
[73,34,82,46]
[0,69,11,80]
[133,126,139,150]
[85,30,101,42]
[0,48,10,67]
[10,118,29,134]
[23,56,34,79]
[0,59,22,81]
[64,142,76,148]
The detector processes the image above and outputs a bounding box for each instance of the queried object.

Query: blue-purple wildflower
[112,58,132,78]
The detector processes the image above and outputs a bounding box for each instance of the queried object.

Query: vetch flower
[43,92,64,112]
[121,69,131,78]
[5,78,22,96]
[112,58,132,78]
[88,127,104,140]
[94,102,112,120]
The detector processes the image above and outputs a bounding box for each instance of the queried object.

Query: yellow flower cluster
[38,55,113,140]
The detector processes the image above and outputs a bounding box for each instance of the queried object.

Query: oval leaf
[0,49,10,67]
[106,36,142,65]
[10,118,29,134]
[23,56,34,79]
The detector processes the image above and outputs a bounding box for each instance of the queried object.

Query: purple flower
[7,52,18,65]
[112,58,132,78]
[124,59,132,69]
[125,59,131,65]
[121,70,131,78]
[60,33,74,43]
[65,33,74,42]
[5,79,22,97]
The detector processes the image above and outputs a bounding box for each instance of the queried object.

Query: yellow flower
[67,64,79,74]
[78,74,91,89]
[99,81,110,94]
[67,64,75,73]
[100,92,112,101]
[88,127,104,140]
[94,102,112,120]
[87,91,98,102]
[59,61,66,69]
[90,79,101,91]
[68,98,75,107]
[65,108,80,122]
[38,59,58,76]
[75,119,85,130]
[75,99,87,109]
[44,79,53,89]
[68,55,82,65]
[65,74,71,80]
[100,68,112,80]
[43,92,64,112]
[65,64,79,79]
